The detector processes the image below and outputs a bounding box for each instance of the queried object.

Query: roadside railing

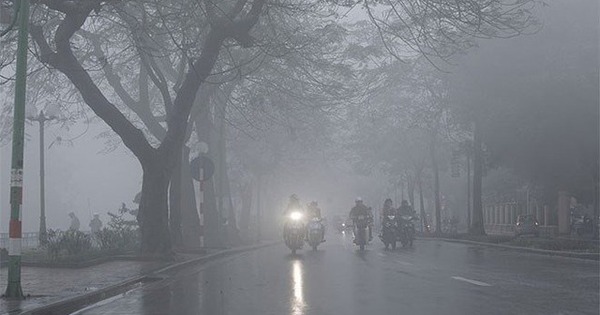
[0,232,39,249]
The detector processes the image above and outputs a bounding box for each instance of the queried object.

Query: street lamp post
[27,111,57,247]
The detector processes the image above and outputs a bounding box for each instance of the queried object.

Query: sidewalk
[0,259,167,315]
[418,236,599,260]
[0,241,279,315]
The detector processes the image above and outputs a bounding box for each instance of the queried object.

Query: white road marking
[451,276,492,287]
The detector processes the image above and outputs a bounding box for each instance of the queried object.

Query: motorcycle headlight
[290,212,303,221]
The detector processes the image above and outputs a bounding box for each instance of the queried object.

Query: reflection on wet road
[77,234,599,315]
[291,260,305,315]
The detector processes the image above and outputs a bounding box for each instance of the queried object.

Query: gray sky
[1,121,141,232]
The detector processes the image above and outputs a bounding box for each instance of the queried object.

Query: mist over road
[76,235,599,315]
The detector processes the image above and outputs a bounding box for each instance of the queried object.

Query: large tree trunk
[239,182,253,242]
[203,178,222,247]
[195,106,221,248]
[407,172,415,208]
[214,107,226,244]
[138,158,172,255]
[180,147,202,249]
[255,175,263,242]
[169,145,203,249]
[470,122,486,235]
[466,153,472,231]
[215,107,241,247]
[418,176,427,232]
[592,172,599,240]
[430,134,442,235]
[169,148,184,248]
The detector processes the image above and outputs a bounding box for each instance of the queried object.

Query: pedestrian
[89,213,103,234]
[68,212,80,231]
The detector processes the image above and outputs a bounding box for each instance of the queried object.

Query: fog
[0,121,141,232]
[0,0,599,252]
[0,0,597,238]
[0,0,598,312]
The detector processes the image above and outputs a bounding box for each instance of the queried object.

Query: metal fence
[0,232,39,250]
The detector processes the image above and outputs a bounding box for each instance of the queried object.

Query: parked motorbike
[353,215,370,251]
[399,215,415,247]
[571,215,594,237]
[284,211,305,254]
[441,218,458,235]
[306,217,325,251]
[379,215,398,250]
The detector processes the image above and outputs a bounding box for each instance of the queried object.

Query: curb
[419,237,599,261]
[19,241,280,315]
[19,254,167,269]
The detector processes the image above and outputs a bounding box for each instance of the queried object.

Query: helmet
[355,197,363,203]
[290,194,299,201]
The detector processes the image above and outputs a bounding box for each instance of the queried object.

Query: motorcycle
[353,215,370,251]
[340,219,354,234]
[284,211,305,254]
[379,215,398,250]
[571,215,594,237]
[332,216,345,233]
[399,215,415,247]
[306,217,325,251]
[441,218,458,235]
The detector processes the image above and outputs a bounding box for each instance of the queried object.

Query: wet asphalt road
[74,234,599,315]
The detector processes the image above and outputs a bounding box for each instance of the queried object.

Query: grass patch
[427,233,600,253]
[506,238,599,253]
[21,247,137,265]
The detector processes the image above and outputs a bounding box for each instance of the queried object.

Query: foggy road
[73,234,599,315]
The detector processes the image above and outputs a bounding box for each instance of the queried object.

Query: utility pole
[27,111,57,247]
[5,0,31,299]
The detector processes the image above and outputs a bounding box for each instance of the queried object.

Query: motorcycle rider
[283,194,305,240]
[381,198,397,217]
[306,201,326,242]
[398,200,416,241]
[284,194,303,216]
[398,200,415,216]
[307,201,322,219]
[380,198,397,235]
[349,197,373,242]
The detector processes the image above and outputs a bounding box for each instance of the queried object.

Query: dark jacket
[398,204,415,216]
[284,199,303,216]
[350,203,371,219]
[307,206,322,219]
[382,205,397,217]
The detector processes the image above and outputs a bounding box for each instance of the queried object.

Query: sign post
[6,0,31,299]
[191,147,214,247]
